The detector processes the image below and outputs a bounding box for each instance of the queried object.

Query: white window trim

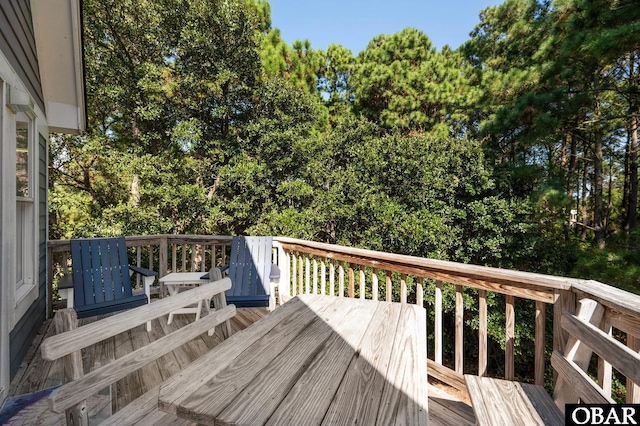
[15,112,36,297]
[12,111,38,318]
[0,47,50,402]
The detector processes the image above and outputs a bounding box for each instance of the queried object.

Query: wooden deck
[8,307,474,425]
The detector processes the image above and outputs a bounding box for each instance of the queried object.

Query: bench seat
[464,298,640,426]
[464,376,563,426]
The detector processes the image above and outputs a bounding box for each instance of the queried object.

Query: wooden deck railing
[271,237,580,391]
[47,235,640,400]
[47,235,234,317]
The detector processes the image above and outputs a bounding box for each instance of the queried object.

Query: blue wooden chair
[68,237,157,320]
[203,236,280,310]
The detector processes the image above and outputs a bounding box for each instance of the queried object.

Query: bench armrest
[129,265,158,277]
[201,265,229,281]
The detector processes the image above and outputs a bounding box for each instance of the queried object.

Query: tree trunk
[581,141,589,242]
[627,113,638,231]
[623,130,631,230]
[594,132,605,248]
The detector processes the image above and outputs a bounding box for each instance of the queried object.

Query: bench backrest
[41,278,234,424]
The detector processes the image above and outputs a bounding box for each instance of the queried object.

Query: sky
[267,0,504,54]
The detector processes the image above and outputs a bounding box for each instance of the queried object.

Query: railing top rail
[48,235,640,318]
[274,236,577,291]
[572,279,640,320]
[48,234,234,252]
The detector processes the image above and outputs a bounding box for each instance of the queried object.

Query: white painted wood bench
[40,277,235,426]
[465,298,640,425]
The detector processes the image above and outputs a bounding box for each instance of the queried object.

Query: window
[15,113,35,301]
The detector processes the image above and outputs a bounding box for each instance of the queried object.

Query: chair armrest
[129,265,158,277]
[58,274,74,289]
[270,264,280,280]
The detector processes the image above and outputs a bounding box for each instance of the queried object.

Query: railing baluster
[385,271,392,302]
[312,258,318,295]
[348,264,355,298]
[298,253,303,295]
[305,256,311,294]
[136,247,142,287]
[221,243,227,266]
[339,264,345,297]
[172,244,177,273]
[535,300,545,386]
[400,274,407,304]
[321,259,326,295]
[478,289,487,377]
[190,244,197,272]
[505,294,515,381]
[291,252,297,297]
[330,261,335,296]
[360,268,366,300]
[181,245,187,272]
[416,277,423,308]
[455,285,463,374]
[435,280,443,365]
[598,323,612,399]
[372,268,379,301]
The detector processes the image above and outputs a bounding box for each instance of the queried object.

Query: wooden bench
[465,298,640,425]
[40,277,235,426]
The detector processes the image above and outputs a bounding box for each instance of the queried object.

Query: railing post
[275,242,290,300]
[505,294,515,381]
[535,301,546,386]
[53,309,88,425]
[47,244,54,319]
[553,289,576,385]
[159,237,168,297]
[159,237,168,278]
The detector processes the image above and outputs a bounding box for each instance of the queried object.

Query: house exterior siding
[0,0,44,113]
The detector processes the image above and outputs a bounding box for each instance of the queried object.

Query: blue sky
[267,0,504,54]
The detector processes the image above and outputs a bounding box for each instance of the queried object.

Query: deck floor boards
[7,307,474,425]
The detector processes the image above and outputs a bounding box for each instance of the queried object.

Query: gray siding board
[9,134,48,379]
[9,298,44,378]
[15,0,33,35]
[0,10,39,91]
[0,0,44,113]
[1,2,40,92]
[8,0,38,67]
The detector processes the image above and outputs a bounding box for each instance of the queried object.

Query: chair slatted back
[71,237,133,308]
[227,236,272,300]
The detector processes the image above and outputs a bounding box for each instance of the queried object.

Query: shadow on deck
[8,308,474,425]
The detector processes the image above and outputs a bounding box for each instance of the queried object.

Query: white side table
[158,272,210,324]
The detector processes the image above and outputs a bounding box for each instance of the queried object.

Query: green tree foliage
[51,0,313,238]
[52,0,639,289]
[316,44,355,106]
[351,28,481,136]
